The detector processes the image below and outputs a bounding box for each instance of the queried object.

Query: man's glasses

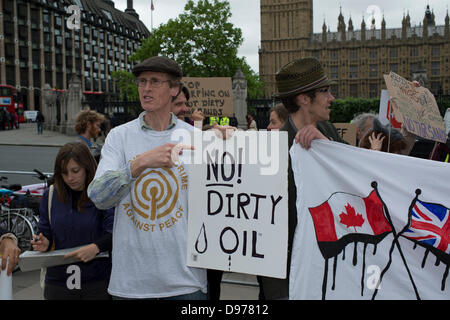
[135,78,171,88]
[316,87,331,94]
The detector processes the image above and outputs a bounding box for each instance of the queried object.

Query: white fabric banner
[289,140,450,300]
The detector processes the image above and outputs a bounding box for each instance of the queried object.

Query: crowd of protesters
[1,54,449,301]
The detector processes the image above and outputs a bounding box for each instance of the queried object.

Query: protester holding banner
[267,104,288,131]
[32,142,114,300]
[257,57,347,300]
[0,229,20,276]
[359,118,413,154]
[87,56,208,300]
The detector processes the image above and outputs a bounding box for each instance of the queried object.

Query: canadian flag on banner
[308,189,392,259]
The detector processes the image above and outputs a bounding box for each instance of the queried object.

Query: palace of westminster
[1,0,450,110]
[259,0,450,99]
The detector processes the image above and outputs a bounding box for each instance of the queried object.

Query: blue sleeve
[38,189,53,249]
[102,207,115,234]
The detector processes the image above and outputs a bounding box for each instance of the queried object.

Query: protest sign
[333,123,357,146]
[186,131,288,278]
[182,77,233,117]
[289,140,450,300]
[378,89,402,128]
[384,72,446,143]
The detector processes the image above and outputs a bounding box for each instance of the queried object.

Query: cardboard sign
[384,72,446,143]
[333,123,357,146]
[186,131,288,278]
[182,77,233,117]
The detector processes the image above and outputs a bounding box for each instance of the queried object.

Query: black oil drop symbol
[195,223,208,254]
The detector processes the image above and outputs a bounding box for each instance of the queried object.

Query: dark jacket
[260,119,347,299]
[0,226,6,237]
[38,187,114,286]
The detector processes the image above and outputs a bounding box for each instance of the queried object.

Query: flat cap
[132,56,183,78]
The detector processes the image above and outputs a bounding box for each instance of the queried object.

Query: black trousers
[44,280,111,300]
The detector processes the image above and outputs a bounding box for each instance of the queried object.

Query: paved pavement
[2,123,260,300]
[0,123,77,147]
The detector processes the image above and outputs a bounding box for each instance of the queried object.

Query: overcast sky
[114,1,450,74]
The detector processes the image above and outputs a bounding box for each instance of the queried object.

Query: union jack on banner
[402,197,450,261]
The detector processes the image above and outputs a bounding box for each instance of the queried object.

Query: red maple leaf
[339,203,365,232]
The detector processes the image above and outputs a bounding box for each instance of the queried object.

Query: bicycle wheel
[0,212,34,252]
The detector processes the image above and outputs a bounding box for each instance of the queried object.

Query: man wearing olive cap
[259,57,348,300]
[88,56,207,299]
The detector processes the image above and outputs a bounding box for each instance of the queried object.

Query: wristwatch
[0,233,18,246]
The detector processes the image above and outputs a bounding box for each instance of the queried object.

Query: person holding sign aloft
[32,142,114,300]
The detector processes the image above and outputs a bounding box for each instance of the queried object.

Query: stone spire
[361,16,366,41]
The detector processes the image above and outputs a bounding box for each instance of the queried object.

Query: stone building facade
[259,1,450,99]
[0,0,150,110]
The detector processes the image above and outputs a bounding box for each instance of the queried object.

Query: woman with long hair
[31,142,114,300]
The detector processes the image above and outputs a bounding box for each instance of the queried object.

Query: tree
[115,0,263,100]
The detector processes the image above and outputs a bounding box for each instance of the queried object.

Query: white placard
[186,131,289,278]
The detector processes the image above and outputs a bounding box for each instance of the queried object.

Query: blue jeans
[37,122,43,134]
[112,290,207,300]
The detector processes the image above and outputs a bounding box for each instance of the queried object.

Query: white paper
[0,258,13,300]
[18,246,109,272]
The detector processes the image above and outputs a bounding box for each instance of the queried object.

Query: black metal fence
[84,100,141,127]
[247,98,276,130]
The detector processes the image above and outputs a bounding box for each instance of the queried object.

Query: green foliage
[111,70,139,101]
[330,96,450,123]
[115,0,263,100]
[329,98,380,123]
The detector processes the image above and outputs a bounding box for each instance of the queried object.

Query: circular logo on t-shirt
[131,168,179,221]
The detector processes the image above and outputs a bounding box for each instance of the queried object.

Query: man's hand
[191,109,204,122]
[211,123,236,140]
[131,143,194,178]
[64,243,100,263]
[0,237,21,276]
[294,124,328,149]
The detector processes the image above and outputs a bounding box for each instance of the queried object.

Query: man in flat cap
[259,57,348,300]
[88,56,207,300]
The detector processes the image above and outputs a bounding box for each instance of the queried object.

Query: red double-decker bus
[0,84,18,114]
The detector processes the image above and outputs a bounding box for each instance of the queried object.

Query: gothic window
[389,48,398,58]
[389,63,398,73]
[431,62,440,76]
[369,64,378,77]
[410,47,419,57]
[432,46,440,57]
[350,84,358,97]
[330,51,338,61]
[330,66,339,79]
[349,65,358,78]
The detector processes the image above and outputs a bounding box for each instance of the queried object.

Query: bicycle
[0,170,53,252]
